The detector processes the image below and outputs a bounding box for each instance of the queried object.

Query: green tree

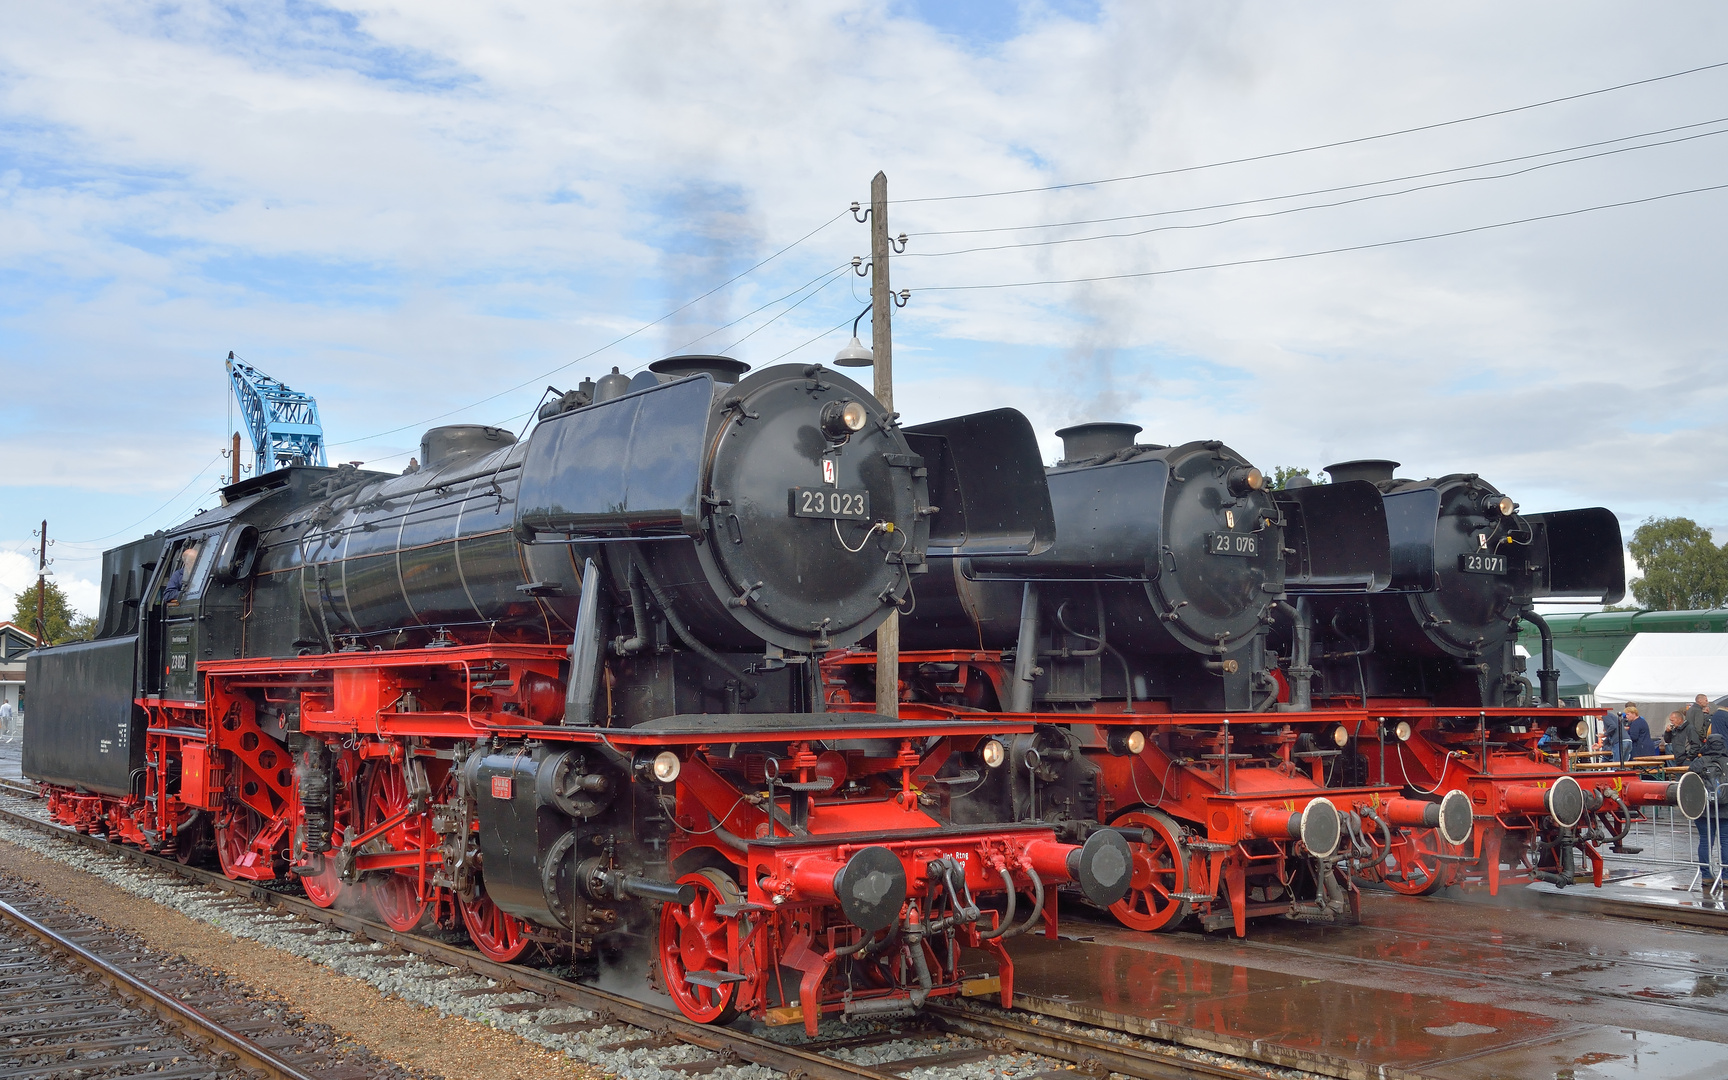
[8,580,96,645]
[1270,466,1327,490]
[1628,517,1728,610]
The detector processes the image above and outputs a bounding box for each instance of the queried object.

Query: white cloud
[0,548,98,621]
[2,0,1726,564]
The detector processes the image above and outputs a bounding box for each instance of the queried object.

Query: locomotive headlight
[1575,719,1591,740]
[1331,724,1350,748]
[1392,720,1412,742]
[980,738,1006,768]
[651,751,682,784]
[1105,728,1147,756]
[1481,493,1515,517]
[1227,465,1265,495]
[820,399,870,441]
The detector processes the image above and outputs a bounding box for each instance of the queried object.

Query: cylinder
[788,846,907,932]
[1504,775,1585,828]
[1622,773,1707,820]
[1024,831,1131,908]
[1381,790,1473,846]
[1245,801,1348,860]
[1246,808,1302,842]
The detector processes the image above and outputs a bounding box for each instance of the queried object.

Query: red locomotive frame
[819,648,1688,934]
[42,643,1113,1033]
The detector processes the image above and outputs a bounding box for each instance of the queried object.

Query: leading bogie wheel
[659,867,750,1025]
[215,804,266,879]
[1383,826,1449,897]
[1107,808,1192,932]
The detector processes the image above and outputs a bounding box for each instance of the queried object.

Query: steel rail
[929,1003,1273,1080]
[0,805,894,1080]
[0,777,39,799]
[0,894,323,1080]
[0,801,1281,1080]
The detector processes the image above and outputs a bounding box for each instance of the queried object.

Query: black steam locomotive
[24,357,1131,1032]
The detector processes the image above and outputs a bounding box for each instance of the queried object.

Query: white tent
[1593,633,1728,706]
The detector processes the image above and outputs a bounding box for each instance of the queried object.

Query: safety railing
[1601,778,1722,898]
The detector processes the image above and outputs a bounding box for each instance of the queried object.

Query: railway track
[0,777,39,800]
[0,892,334,1079]
[0,797,1281,1080]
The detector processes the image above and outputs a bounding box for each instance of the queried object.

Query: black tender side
[22,636,142,796]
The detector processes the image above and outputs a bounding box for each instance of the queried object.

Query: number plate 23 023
[790,487,871,520]
[1207,531,1259,557]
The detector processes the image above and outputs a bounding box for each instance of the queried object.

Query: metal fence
[1601,785,1724,898]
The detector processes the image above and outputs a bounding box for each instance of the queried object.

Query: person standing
[1667,710,1701,762]
[1626,704,1658,759]
[0,698,13,740]
[1711,700,1728,743]
[1686,694,1713,750]
[1689,733,1728,888]
[1598,705,1628,763]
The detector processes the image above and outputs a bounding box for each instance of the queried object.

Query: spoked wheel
[302,854,345,908]
[362,762,427,932]
[659,868,751,1025]
[1107,808,1192,932]
[461,889,532,963]
[215,804,265,878]
[1384,827,1449,896]
[303,755,357,909]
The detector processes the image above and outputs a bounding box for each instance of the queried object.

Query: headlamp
[820,400,870,440]
[1228,465,1266,495]
[980,739,1006,768]
[651,751,681,784]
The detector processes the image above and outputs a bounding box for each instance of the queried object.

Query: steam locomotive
[24,357,1132,1033]
[824,425,1702,933]
[1291,460,1706,893]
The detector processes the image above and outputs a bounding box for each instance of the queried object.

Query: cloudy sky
[3,1,1725,616]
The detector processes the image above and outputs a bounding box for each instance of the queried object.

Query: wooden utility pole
[34,520,47,645]
[869,171,899,718]
[231,432,242,485]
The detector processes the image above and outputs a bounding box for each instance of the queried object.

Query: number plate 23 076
[1207,531,1259,557]
[791,487,871,520]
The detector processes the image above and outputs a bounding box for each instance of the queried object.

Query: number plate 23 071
[791,487,871,520]
[1207,531,1259,557]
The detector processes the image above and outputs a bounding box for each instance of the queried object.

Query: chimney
[1325,459,1401,484]
[1055,422,1143,463]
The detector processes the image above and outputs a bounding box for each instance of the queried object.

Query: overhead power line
[61,453,223,545]
[899,125,1728,260]
[664,263,850,356]
[896,58,1728,204]
[912,182,1728,292]
[909,115,1728,238]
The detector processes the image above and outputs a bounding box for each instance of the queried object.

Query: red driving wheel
[659,868,749,1024]
[361,762,427,931]
[1107,808,1191,932]
[461,889,531,963]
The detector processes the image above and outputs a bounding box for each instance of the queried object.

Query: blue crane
[225,352,327,475]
